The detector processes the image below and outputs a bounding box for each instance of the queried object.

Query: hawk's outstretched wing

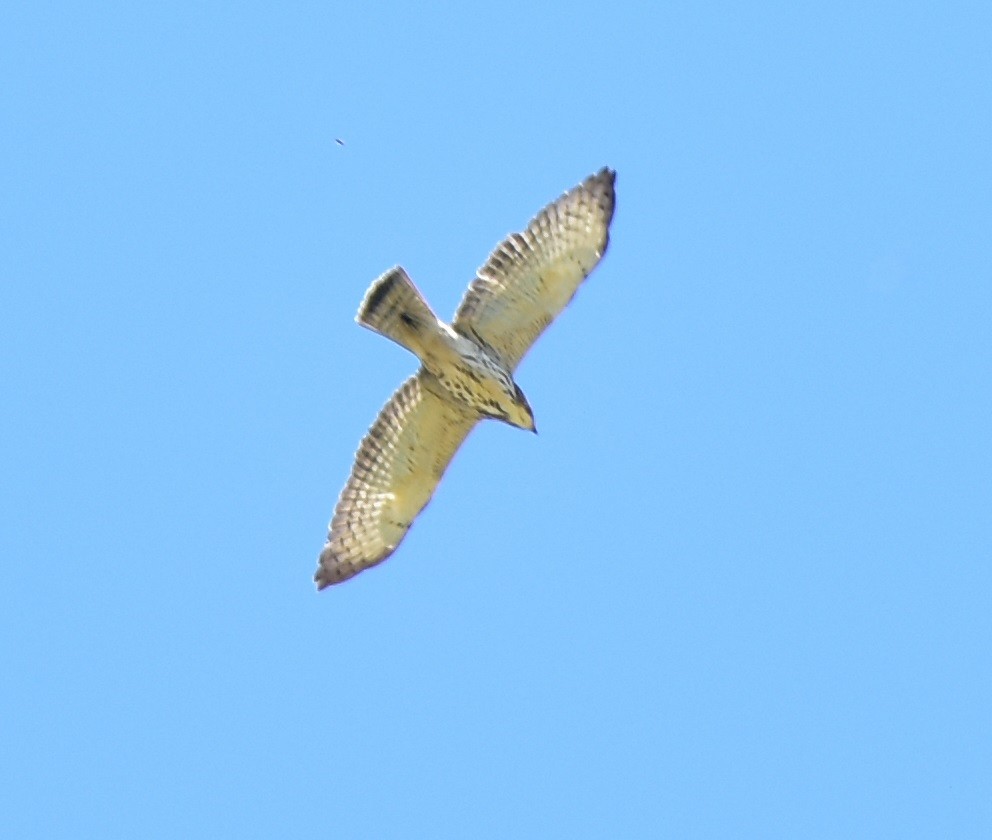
[452,168,616,371]
[315,372,479,588]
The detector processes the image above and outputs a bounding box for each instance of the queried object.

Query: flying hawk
[315,167,616,588]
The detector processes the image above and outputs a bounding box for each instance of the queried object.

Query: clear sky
[3,2,990,837]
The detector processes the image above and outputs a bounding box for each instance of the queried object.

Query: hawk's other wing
[452,168,615,372]
[315,372,479,588]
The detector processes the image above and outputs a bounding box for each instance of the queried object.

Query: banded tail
[357,267,440,356]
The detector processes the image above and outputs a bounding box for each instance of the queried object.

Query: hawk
[315,167,616,588]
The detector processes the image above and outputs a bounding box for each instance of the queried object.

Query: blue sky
[3,1,991,837]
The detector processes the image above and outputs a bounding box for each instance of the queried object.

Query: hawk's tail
[357,267,441,357]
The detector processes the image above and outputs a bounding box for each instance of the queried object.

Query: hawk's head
[510,383,537,434]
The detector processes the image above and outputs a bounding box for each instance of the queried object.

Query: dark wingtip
[314,567,331,591]
[314,544,342,591]
[589,166,616,191]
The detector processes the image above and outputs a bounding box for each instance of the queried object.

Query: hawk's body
[316,168,616,588]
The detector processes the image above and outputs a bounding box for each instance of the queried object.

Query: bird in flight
[315,167,616,588]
